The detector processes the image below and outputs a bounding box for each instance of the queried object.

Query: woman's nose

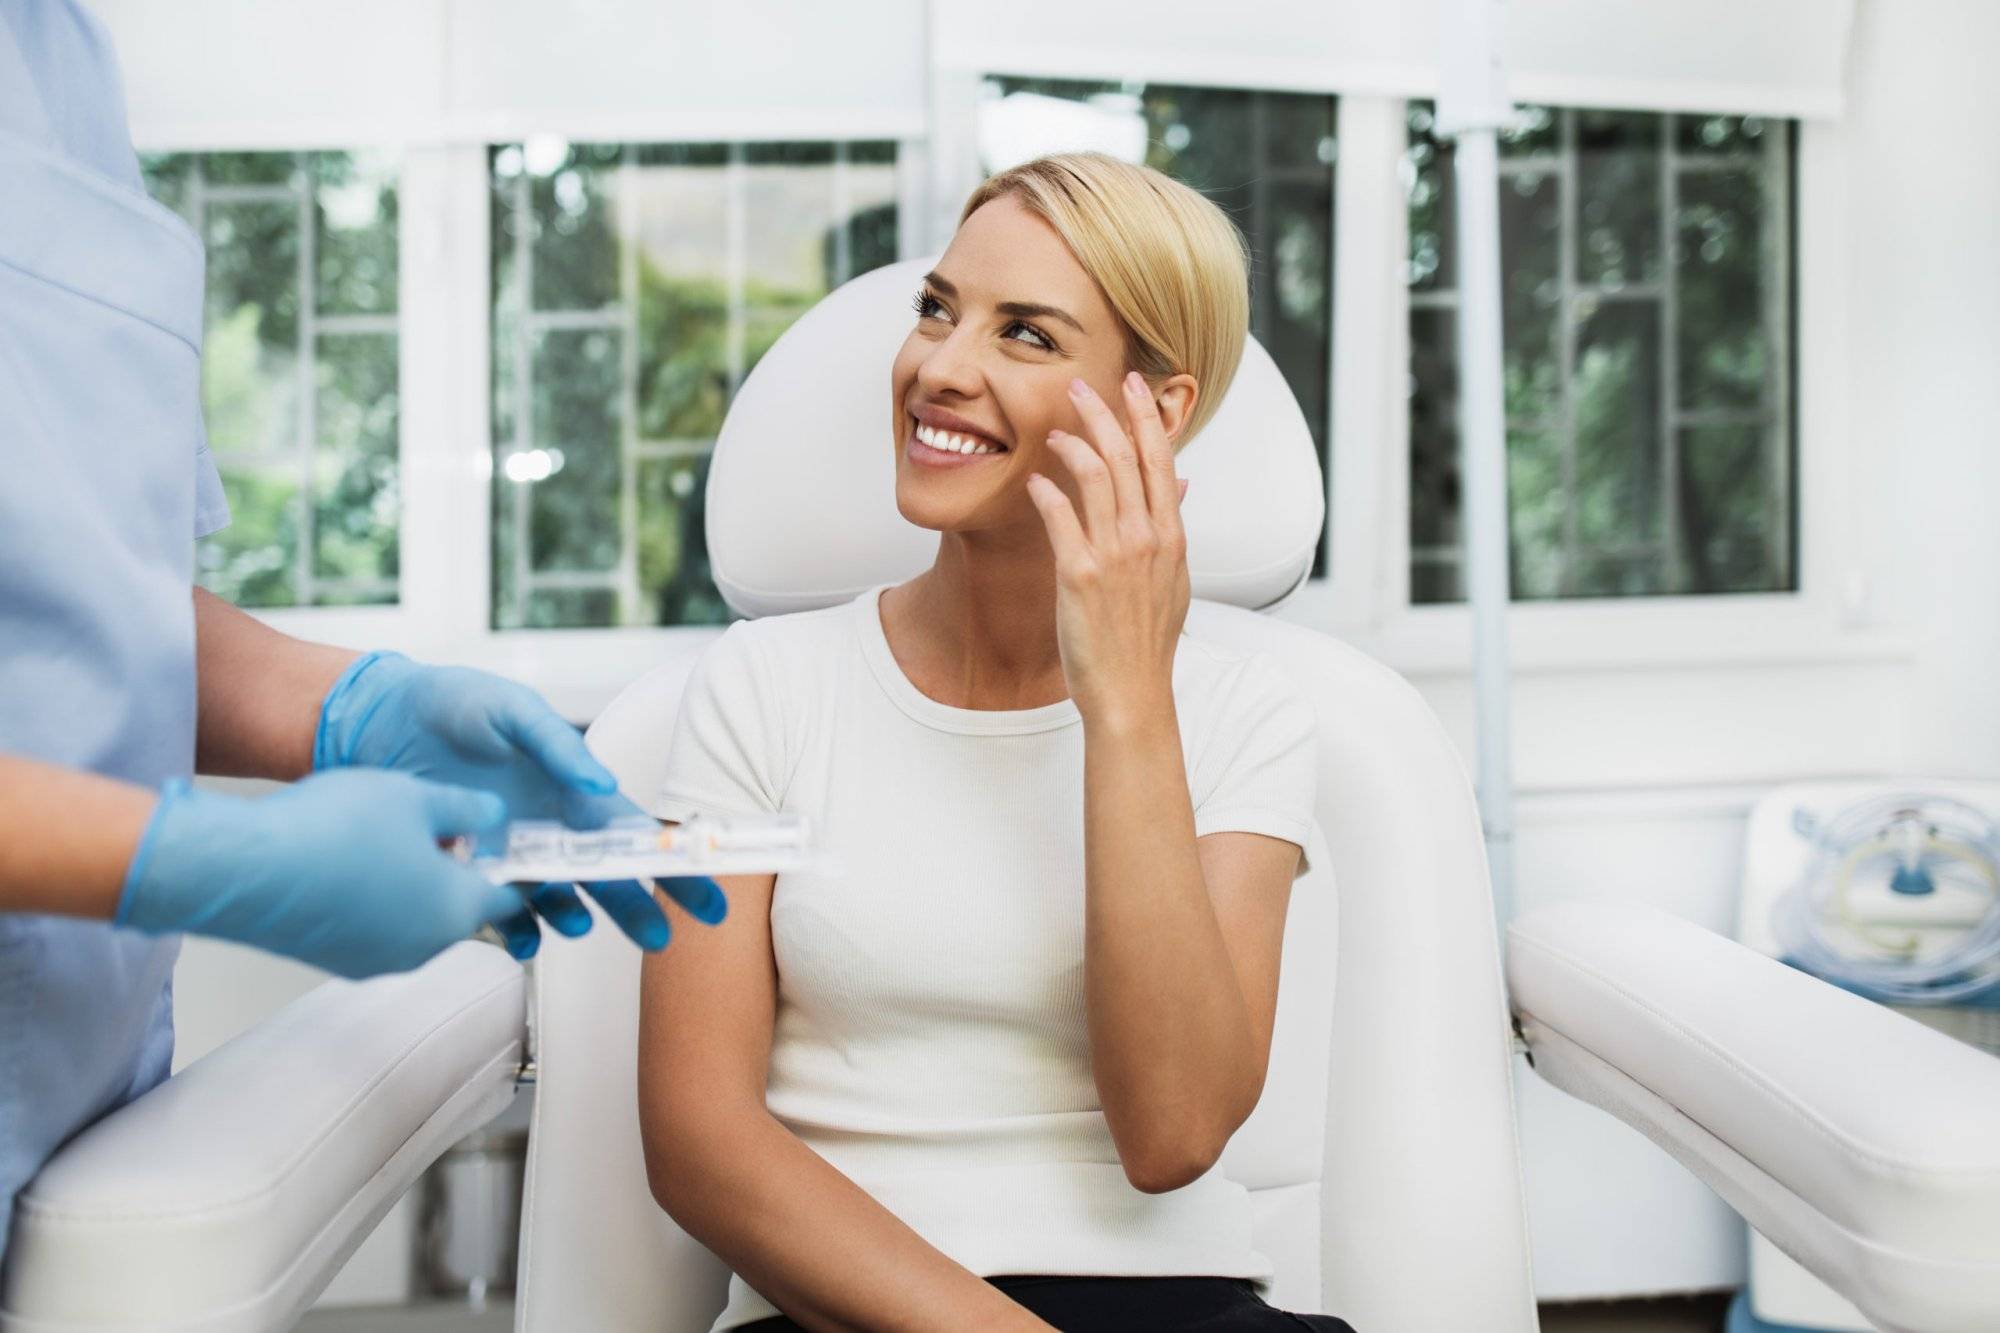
[914,328,983,398]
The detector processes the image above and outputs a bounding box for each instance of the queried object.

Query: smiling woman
[887,153,1249,547]
[636,153,1352,1333]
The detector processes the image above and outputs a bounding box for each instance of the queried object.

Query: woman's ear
[1152,373,1201,448]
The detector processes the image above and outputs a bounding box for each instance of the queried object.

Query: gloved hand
[116,769,525,979]
[313,652,725,959]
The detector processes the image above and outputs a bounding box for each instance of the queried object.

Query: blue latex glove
[313,652,725,959]
[117,770,524,978]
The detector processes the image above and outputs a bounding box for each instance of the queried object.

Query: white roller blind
[96,0,928,148]
[93,0,449,148]
[444,0,927,142]
[933,0,1857,118]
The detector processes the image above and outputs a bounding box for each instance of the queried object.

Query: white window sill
[1276,584,1914,678]
[246,584,1915,730]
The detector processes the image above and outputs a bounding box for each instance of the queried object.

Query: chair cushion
[0,943,525,1333]
[1510,901,2000,1333]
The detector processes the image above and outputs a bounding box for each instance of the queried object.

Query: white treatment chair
[7,259,1999,1333]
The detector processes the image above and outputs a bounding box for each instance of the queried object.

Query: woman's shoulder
[1173,633,1316,747]
[1173,633,1298,700]
[708,599,859,671]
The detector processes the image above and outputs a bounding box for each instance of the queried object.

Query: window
[141,151,401,608]
[980,78,1336,573]
[488,140,902,629]
[1406,106,1796,603]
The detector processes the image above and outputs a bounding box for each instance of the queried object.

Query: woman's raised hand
[1025,372,1192,729]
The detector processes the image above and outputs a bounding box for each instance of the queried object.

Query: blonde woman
[638,153,1354,1333]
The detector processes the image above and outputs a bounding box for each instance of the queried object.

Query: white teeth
[913,418,1001,456]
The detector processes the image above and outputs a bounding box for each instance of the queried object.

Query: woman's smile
[906,406,1010,467]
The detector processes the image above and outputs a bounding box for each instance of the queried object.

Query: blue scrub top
[0,1,231,1256]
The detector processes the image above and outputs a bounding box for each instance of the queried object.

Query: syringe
[462,812,812,884]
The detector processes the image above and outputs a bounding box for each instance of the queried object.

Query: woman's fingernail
[1178,477,1190,499]
[1068,377,1088,398]
[1125,370,1143,393]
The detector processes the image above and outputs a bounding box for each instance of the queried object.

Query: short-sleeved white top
[653,584,1320,1331]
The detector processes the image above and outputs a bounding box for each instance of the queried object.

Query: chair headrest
[707,257,1325,618]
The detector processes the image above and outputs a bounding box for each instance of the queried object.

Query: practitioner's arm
[1027,373,1301,1193]
[192,588,357,779]
[0,754,156,917]
[637,868,1053,1333]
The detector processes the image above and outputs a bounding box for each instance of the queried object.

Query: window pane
[636,452,730,626]
[490,140,903,628]
[984,78,1336,576]
[532,143,622,312]
[1677,168,1769,411]
[1678,424,1782,591]
[1574,110,1662,287]
[1506,427,1566,598]
[1677,113,1775,157]
[200,469,300,608]
[142,150,402,609]
[632,147,731,439]
[1500,173,1561,424]
[1407,107,1794,602]
[203,151,298,186]
[526,589,618,628]
[314,151,398,316]
[1409,306,1461,575]
[1406,108,1456,293]
[529,328,623,572]
[313,332,398,594]
[1572,297,1664,554]
[202,199,301,457]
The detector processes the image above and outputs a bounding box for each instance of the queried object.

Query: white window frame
[145,122,927,721]
[1282,95,1908,678]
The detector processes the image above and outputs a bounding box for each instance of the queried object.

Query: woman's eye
[912,291,946,321]
[1004,321,1054,351]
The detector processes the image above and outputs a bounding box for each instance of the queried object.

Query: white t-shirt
[652,584,1320,1331]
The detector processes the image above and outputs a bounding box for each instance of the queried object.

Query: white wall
[112,0,2000,1309]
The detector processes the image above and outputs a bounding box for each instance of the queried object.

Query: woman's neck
[880,530,1069,711]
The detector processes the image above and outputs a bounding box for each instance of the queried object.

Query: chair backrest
[516,261,1536,1333]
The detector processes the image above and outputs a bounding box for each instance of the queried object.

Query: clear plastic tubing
[1772,793,2000,1004]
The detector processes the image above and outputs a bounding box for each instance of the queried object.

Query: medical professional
[0,0,726,1256]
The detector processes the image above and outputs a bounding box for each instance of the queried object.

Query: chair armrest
[1507,901,2000,1333]
[1,941,526,1333]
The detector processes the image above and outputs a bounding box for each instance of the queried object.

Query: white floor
[298,1293,1737,1331]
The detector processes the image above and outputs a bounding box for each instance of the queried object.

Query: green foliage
[1404,105,1794,602]
[141,150,401,608]
[490,141,901,629]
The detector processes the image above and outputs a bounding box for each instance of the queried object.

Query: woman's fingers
[1120,371,1184,528]
[1043,428,1119,541]
[1025,471,1093,576]
[1066,378,1146,523]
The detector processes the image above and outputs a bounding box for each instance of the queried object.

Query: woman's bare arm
[637,868,1053,1333]
[1081,705,1299,1192]
[1028,375,1301,1193]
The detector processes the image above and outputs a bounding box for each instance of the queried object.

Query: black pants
[737,1275,1359,1331]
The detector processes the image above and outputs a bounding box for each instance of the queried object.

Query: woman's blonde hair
[958,151,1250,450]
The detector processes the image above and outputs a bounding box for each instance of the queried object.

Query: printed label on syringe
[467,813,811,883]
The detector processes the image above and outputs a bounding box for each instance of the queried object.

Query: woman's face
[888,194,1186,534]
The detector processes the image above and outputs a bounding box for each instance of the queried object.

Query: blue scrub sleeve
[193,431,230,539]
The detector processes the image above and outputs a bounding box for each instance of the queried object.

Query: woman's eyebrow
[922,271,1086,335]
[997,300,1085,334]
